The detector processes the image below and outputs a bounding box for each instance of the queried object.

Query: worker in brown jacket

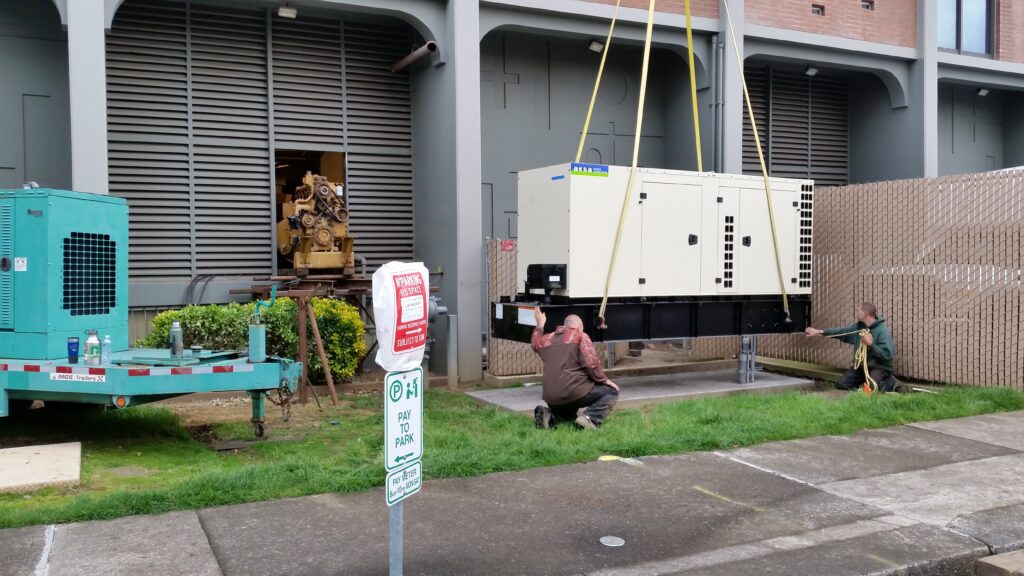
[530,308,619,430]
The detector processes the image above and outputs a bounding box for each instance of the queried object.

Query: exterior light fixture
[589,41,604,53]
[977,87,990,97]
[805,66,819,77]
[278,4,297,18]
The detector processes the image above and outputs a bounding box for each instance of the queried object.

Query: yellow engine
[277,172,356,274]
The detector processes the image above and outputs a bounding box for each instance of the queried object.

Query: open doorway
[274,150,346,272]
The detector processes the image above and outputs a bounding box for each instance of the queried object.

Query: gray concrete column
[719,0,744,174]
[451,0,483,384]
[919,0,938,177]
[67,0,110,194]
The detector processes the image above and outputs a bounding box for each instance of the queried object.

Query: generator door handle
[688,234,698,246]
[0,257,9,272]
[742,236,752,247]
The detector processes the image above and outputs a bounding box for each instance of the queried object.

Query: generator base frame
[491,295,810,343]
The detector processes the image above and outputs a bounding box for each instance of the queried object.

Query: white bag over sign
[373,261,430,372]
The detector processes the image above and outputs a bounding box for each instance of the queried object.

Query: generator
[491,164,814,342]
[277,172,356,274]
[0,188,301,437]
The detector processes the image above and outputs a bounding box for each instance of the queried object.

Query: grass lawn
[1,385,1022,529]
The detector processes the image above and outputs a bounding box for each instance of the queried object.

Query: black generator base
[490,295,811,343]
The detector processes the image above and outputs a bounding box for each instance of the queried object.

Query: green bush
[139,298,366,382]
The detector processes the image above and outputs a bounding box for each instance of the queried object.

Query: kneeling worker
[530,308,619,430]
[805,302,901,392]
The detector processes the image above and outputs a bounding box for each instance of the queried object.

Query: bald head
[564,315,584,329]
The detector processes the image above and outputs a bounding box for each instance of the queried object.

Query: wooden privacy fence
[487,170,1023,389]
[761,170,1024,390]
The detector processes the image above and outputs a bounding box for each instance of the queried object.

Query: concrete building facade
[2,0,1023,383]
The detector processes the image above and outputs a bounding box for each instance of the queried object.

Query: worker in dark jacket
[805,302,902,392]
[530,309,619,430]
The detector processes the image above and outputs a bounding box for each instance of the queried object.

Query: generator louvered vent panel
[742,66,849,186]
[344,21,415,269]
[722,215,735,289]
[63,233,117,317]
[742,66,770,176]
[190,4,272,275]
[272,17,343,148]
[106,0,191,279]
[0,204,11,327]
[799,184,813,289]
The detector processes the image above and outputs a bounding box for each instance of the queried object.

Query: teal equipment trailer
[0,189,301,438]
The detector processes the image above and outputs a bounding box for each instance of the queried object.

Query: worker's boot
[534,405,553,429]
[575,407,598,430]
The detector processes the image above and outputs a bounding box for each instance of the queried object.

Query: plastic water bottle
[169,321,184,358]
[101,335,112,365]
[84,330,101,366]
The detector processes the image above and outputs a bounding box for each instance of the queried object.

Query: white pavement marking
[586,516,915,576]
[819,453,1024,526]
[33,524,55,576]
[713,451,815,487]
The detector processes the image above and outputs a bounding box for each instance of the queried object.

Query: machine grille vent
[799,184,814,289]
[0,204,11,327]
[723,215,735,289]
[63,232,117,316]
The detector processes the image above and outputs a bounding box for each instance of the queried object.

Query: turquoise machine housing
[0,189,302,438]
[0,189,129,359]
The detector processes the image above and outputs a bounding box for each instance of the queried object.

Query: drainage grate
[63,232,117,316]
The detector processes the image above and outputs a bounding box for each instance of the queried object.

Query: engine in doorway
[277,172,356,274]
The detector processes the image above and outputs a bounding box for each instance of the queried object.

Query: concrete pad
[820,453,1024,526]
[723,425,1016,484]
[46,511,222,576]
[0,442,81,493]
[0,525,47,576]
[199,453,885,576]
[949,503,1024,554]
[198,494,385,576]
[467,369,815,413]
[661,524,988,576]
[977,549,1024,576]
[909,411,1024,452]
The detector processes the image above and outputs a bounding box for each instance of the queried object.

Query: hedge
[138,298,366,383]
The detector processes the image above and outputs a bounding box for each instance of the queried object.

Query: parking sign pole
[389,501,403,576]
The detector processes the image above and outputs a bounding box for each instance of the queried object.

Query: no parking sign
[373,262,429,372]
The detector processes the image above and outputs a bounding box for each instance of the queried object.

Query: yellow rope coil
[826,329,878,395]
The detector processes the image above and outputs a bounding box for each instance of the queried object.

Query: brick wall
[998,0,1024,63]
[584,0,718,19]
[746,0,917,48]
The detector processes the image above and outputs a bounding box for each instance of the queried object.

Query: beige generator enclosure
[516,164,814,299]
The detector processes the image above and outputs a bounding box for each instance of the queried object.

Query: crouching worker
[805,302,904,393]
[530,308,619,430]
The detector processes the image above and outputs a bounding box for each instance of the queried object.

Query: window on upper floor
[939,0,994,55]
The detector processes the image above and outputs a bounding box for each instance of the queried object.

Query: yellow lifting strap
[576,0,622,164]
[826,329,879,395]
[597,0,657,326]
[684,0,703,172]
[721,0,791,322]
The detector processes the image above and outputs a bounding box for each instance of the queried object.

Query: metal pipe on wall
[390,41,438,73]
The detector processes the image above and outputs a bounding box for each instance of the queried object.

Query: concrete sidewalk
[4,412,1024,576]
